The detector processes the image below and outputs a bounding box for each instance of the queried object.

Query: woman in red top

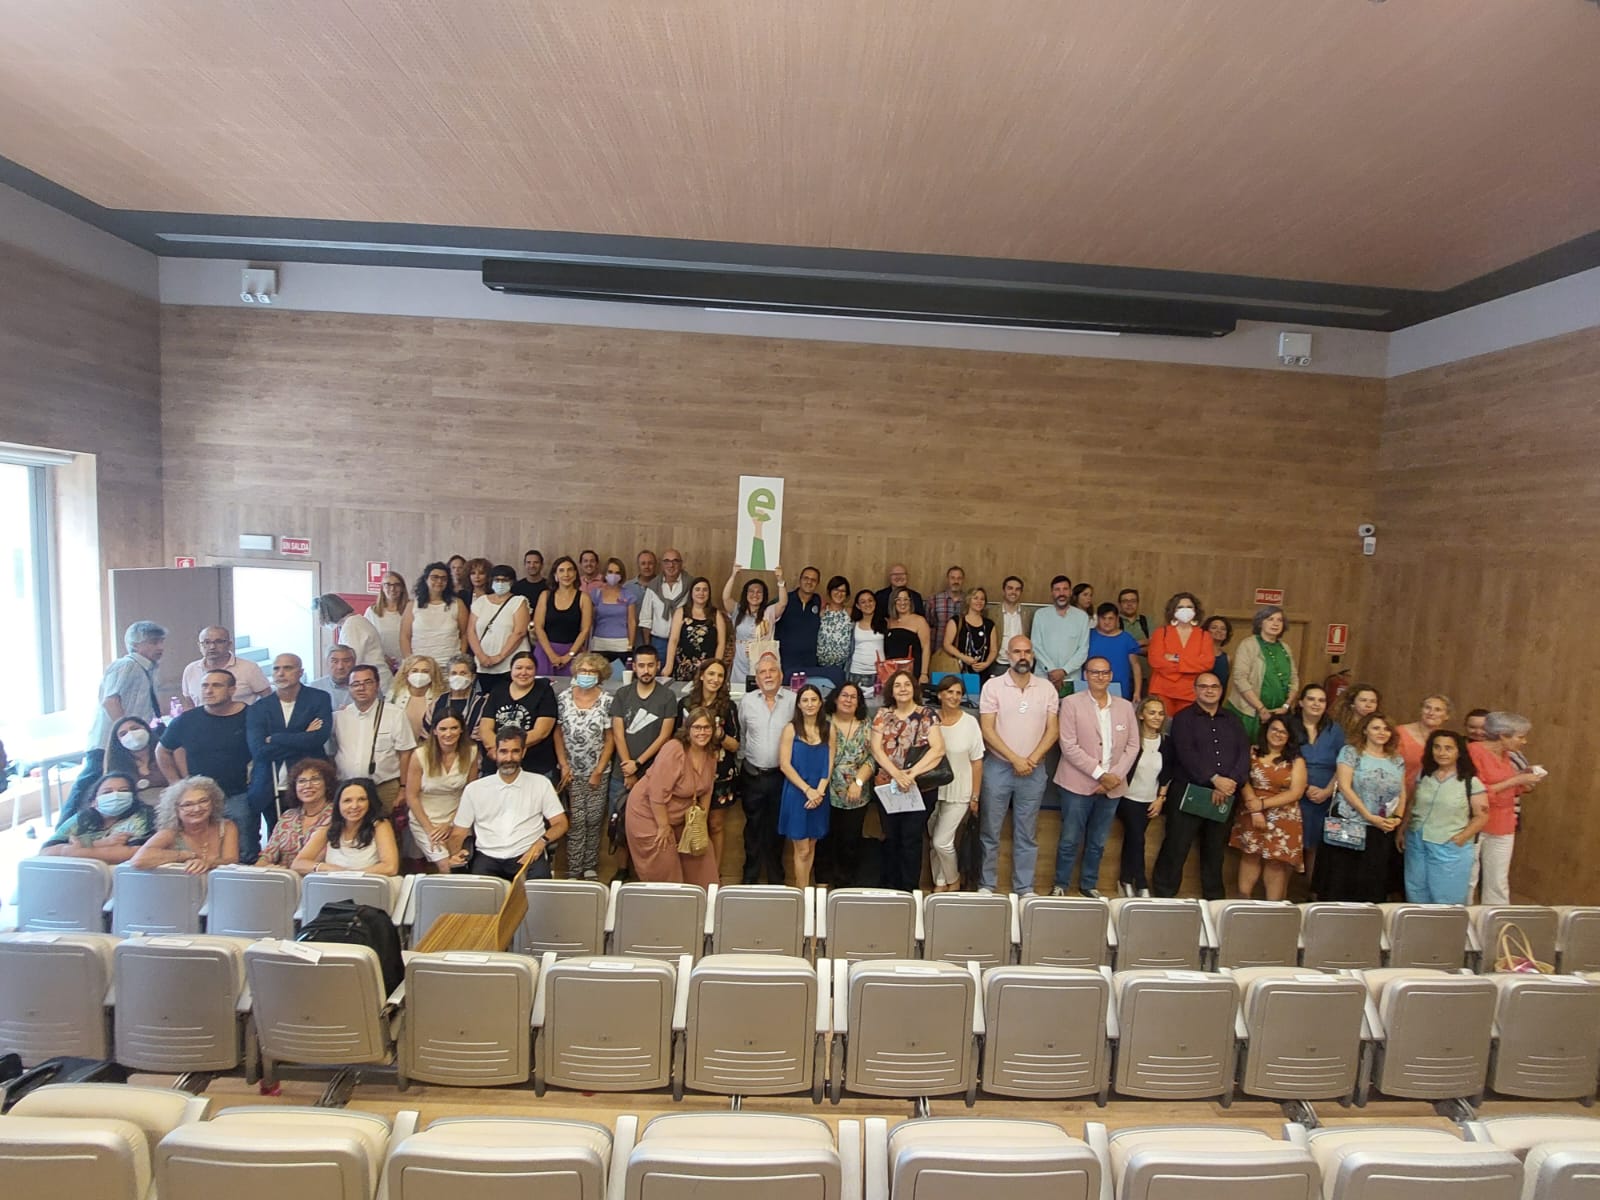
[1466,711,1541,905]
[1145,592,1215,716]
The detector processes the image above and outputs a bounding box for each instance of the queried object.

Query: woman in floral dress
[1229,714,1307,899]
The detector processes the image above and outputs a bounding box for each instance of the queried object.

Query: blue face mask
[96,790,135,818]
[574,673,600,689]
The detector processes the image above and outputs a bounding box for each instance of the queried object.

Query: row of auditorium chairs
[11,858,1600,977]
[6,1081,1600,1200]
[5,927,1600,1106]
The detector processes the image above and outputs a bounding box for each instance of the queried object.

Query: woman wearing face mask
[1395,694,1452,791]
[723,567,788,690]
[1317,712,1406,903]
[685,659,740,868]
[625,706,720,886]
[555,652,615,881]
[533,556,594,676]
[1146,593,1215,716]
[102,715,169,797]
[591,557,639,662]
[316,593,392,690]
[1225,606,1298,742]
[405,715,477,871]
[390,654,444,740]
[1287,683,1344,887]
[365,570,411,674]
[428,654,489,751]
[259,758,337,867]
[665,576,727,682]
[294,778,400,878]
[847,590,887,692]
[1404,730,1488,905]
[41,771,157,863]
[401,561,468,666]
[1116,697,1174,897]
[467,563,532,689]
[1332,683,1382,740]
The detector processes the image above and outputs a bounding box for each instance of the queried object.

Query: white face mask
[491,580,511,595]
[447,674,473,691]
[96,790,135,818]
[1174,606,1197,624]
[118,728,150,751]
[407,671,432,688]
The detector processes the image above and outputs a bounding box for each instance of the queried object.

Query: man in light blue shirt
[1030,575,1090,692]
[64,620,167,820]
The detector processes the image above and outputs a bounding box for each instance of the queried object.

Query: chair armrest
[913,890,925,945]
[1467,921,1483,954]
[608,1114,638,1200]
[1197,899,1219,951]
[1105,910,1119,948]
[1354,970,1386,1041]
[803,886,816,939]
[1378,925,1391,953]
[968,960,985,1037]
[1462,1120,1492,1144]
[704,885,718,937]
[816,958,833,1035]
[389,876,415,924]
[863,1117,889,1200]
[1100,966,1120,1039]
[1283,1122,1311,1148]
[375,1110,420,1200]
[236,983,254,1014]
[399,878,422,927]
[672,954,692,1032]
[839,1119,863,1200]
[383,980,407,1010]
[531,950,557,1028]
[1008,894,1021,949]
[605,880,621,933]
[1085,1122,1114,1200]
[179,1096,211,1125]
[815,886,828,941]
[833,958,850,1034]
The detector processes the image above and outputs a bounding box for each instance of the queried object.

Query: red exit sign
[1253,588,1284,606]
[280,536,311,556]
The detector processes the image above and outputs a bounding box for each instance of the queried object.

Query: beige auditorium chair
[1087,1123,1318,1200]
[1296,1125,1521,1200]
[624,1111,858,1200]
[517,879,608,957]
[1108,897,1206,970]
[709,884,813,957]
[871,1116,1100,1200]
[532,952,687,1096]
[111,862,207,936]
[114,933,255,1078]
[1379,903,1471,969]
[682,953,827,1102]
[386,1115,627,1200]
[156,1105,417,1200]
[608,881,707,960]
[404,873,507,947]
[818,887,921,963]
[922,891,1015,969]
[12,856,113,932]
[204,865,299,939]
[1299,902,1384,971]
[0,931,117,1062]
[1466,1115,1600,1200]
[1554,906,1600,975]
[297,871,410,925]
[1208,900,1301,969]
[831,959,981,1107]
[1470,905,1559,974]
[397,950,536,1088]
[981,965,1112,1102]
[0,1083,208,1200]
[1110,969,1240,1103]
[244,938,403,1090]
[1228,966,1367,1107]
[1017,894,1110,968]
[1486,973,1600,1101]
[1358,967,1498,1106]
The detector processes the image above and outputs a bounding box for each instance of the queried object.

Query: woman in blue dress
[778,684,833,888]
[1288,683,1345,888]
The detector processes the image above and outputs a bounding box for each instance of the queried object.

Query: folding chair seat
[981,965,1111,1101]
[297,872,407,925]
[877,1116,1099,1199]
[386,1115,621,1200]
[532,953,685,1095]
[1091,1124,1318,1200]
[831,959,980,1105]
[397,951,535,1088]
[0,931,117,1062]
[1471,906,1559,974]
[609,881,706,960]
[1017,894,1109,968]
[243,939,401,1085]
[113,934,254,1074]
[818,888,920,963]
[1110,969,1239,1102]
[405,874,508,947]
[1108,897,1204,970]
[1486,973,1600,1100]
[517,879,608,957]
[1554,907,1600,975]
[624,1111,854,1200]
[1301,1126,1520,1200]
[1299,902,1383,971]
[923,891,1014,969]
[709,884,812,957]
[1230,966,1366,1102]
[1466,1114,1600,1155]
[111,863,207,936]
[1209,901,1301,969]
[683,953,825,1101]
[155,1104,413,1200]
[1360,967,1497,1103]
[205,865,299,939]
[13,856,112,932]
[1467,1117,1600,1200]
[1379,903,1470,969]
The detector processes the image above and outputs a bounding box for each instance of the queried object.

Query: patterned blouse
[828,718,874,810]
[260,804,333,867]
[870,705,937,785]
[1336,745,1405,822]
[557,688,613,773]
[816,609,853,668]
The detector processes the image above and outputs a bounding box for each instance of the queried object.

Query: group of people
[48,552,1541,911]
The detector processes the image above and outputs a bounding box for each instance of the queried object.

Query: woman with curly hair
[259,757,337,867]
[130,775,239,873]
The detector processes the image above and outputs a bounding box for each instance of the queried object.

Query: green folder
[1177,782,1235,823]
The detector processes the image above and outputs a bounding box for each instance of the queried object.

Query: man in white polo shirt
[450,725,569,881]
[181,625,272,708]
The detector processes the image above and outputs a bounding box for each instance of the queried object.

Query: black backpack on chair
[297,899,405,997]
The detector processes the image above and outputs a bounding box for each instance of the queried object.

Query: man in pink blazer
[1051,656,1139,896]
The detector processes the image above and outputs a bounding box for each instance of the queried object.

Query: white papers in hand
[875,781,926,813]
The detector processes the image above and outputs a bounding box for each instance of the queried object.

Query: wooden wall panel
[1369,326,1600,904]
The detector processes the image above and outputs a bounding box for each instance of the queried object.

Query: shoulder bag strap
[367,698,385,775]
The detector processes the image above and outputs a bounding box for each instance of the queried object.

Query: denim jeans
[223,791,259,864]
[1053,789,1119,892]
[979,756,1048,895]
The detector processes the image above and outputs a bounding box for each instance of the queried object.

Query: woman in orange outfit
[1146,591,1215,716]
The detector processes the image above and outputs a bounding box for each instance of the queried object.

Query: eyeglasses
[199,639,229,647]
[662,557,682,564]
[1086,669,1113,677]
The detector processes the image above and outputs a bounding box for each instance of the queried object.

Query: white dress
[471,594,530,671]
[366,605,404,668]
[410,600,463,665]
[339,614,392,689]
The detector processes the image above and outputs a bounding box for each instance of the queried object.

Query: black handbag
[905,740,954,790]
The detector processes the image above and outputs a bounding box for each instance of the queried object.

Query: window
[0,460,57,724]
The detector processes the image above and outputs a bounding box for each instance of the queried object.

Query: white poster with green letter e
[736,475,784,571]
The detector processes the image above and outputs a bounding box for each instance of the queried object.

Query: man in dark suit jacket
[245,652,334,863]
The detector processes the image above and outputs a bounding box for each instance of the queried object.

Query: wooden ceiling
[1,0,1597,291]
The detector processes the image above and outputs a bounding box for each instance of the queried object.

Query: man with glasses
[309,645,357,714]
[977,635,1060,896]
[180,625,271,708]
[637,547,689,659]
[1151,672,1250,899]
[331,664,416,817]
[1049,657,1138,897]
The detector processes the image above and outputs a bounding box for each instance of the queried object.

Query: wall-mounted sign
[174,556,196,568]
[280,536,311,556]
[366,560,389,594]
[1253,587,1284,606]
[1325,623,1349,655]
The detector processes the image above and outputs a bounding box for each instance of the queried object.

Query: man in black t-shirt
[512,548,549,609]
[609,645,679,810]
[157,667,254,854]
